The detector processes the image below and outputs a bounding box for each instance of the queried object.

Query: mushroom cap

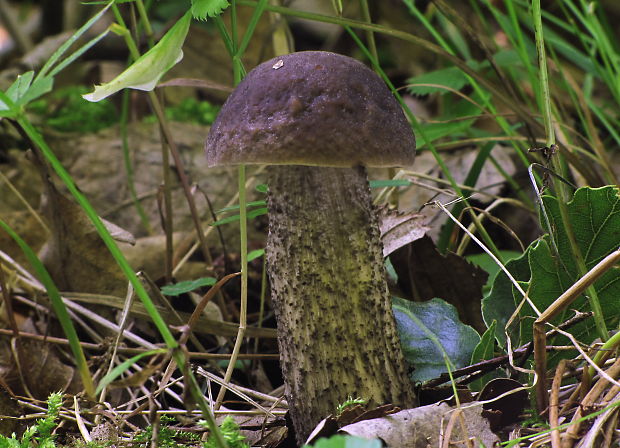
[205,51,416,168]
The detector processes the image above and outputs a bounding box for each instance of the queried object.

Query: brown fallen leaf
[378,207,429,257]
[38,181,131,297]
[0,338,82,400]
[0,382,23,436]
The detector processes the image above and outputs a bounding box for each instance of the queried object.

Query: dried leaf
[379,208,429,257]
[341,403,499,448]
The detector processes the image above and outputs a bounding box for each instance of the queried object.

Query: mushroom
[205,51,416,442]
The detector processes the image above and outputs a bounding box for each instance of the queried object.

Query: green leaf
[6,71,34,102]
[303,434,382,448]
[96,349,166,394]
[17,77,54,106]
[483,186,620,353]
[247,249,264,262]
[393,297,480,382]
[161,277,217,296]
[37,3,111,81]
[481,251,530,347]
[217,200,267,214]
[492,49,526,68]
[83,11,192,102]
[211,207,268,227]
[191,0,230,20]
[2,72,54,111]
[469,320,503,391]
[415,93,486,148]
[369,179,411,188]
[255,184,268,193]
[407,66,470,95]
[467,250,522,295]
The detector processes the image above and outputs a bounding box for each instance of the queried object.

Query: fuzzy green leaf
[191,0,230,20]
[483,186,620,353]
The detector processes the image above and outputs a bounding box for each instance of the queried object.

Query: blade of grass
[346,26,503,261]
[0,218,96,398]
[48,28,111,78]
[36,2,111,82]
[1,89,227,446]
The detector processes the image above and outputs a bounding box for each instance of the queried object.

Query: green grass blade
[96,349,166,394]
[0,219,96,399]
[36,2,111,82]
[0,93,228,448]
[49,28,111,78]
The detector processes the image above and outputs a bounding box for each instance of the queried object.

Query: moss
[144,97,221,126]
[29,86,117,133]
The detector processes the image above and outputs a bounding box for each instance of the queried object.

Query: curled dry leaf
[378,207,429,257]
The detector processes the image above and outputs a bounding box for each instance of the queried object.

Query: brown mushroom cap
[206,51,416,168]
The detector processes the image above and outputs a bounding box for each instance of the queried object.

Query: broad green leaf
[191,0,230,20]
[483,186,620,353]
[467,250,522,295]
[393,297,480,382]
[303,434,382,448]
[161,277,217,296]
[83,11,192,102]
[407,66,470,96]
[481,251,530,347]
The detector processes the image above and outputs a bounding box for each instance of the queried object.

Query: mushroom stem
[266,165,416,442]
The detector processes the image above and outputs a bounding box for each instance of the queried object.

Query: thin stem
[147,90,215,270]
[358,0,377,62]
[212,1,270,410]
[532,0,554,147]
[214,165,248,410]
[119,90,152,234]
